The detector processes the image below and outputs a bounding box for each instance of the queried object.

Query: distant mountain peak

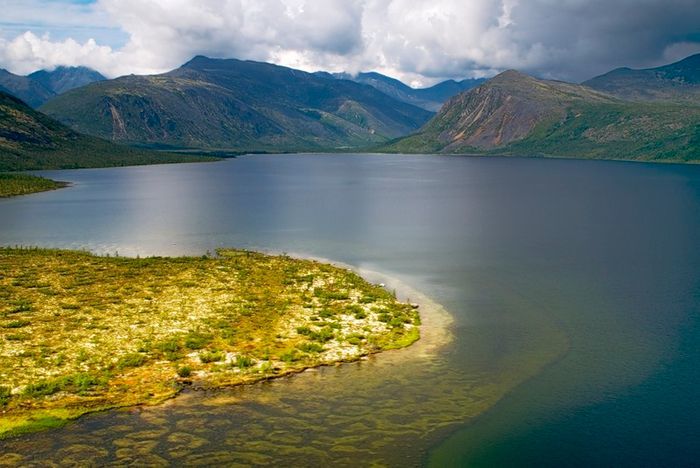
[584,52,700,101]
[28,66,105,96]
[493,69,528,79]
[485,69,540,87]
[315,69,485,111]
[0,69,54,108]
[0,66,105,107]
[182,55,222,67]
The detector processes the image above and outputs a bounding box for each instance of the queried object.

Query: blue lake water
[1,154,699,465]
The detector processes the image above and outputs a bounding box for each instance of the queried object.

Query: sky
[1,0,699,87]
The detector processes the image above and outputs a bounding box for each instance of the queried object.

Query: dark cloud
[506,0,700,80]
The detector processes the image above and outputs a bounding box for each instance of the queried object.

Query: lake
[1,154,699,466]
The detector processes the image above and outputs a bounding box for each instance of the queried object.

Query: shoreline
[0,173,70,198]
[282,252,455,358]
[120,255,457,431]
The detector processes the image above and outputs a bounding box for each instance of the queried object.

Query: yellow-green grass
[0,247,420,438]
[0,173,67,197]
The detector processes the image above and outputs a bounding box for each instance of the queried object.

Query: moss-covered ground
[0,247,420,438]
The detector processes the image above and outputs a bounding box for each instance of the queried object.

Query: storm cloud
[1,0,699,85]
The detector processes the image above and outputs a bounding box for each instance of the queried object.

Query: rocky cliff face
[421,70,614,151]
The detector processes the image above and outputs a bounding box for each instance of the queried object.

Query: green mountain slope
[0,70,54,108]
[584,53,700,102]
[40,56,433,152]
[0,91,211,171]
[383,70,700,162]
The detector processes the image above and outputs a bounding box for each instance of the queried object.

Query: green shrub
[309,327,334,343]
[5,333,28,341]
[359,295,377,304]
[280,350,299,363]
[313,288,350,301]
[10,300,32,313]
[3,319,30,328]
[156,339,181,353]
[297,342,323,353]
[296,326,312,336]
[199,350,224,363]
[389,317,407,328]
[63,373,104,394]
[345,304,363,314]
[177,366,192,378]
[23,379,61,397]
[0,386,11,405]
[326,291,349,300]
[318,308,335,318]
[117,353,146,369]
[235,355,254,369]
[345,333,365,346]
[185,331,213,350]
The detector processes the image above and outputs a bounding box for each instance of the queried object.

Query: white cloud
[663,42,700,64]
[0,0,699,84]
[0,32,115,75]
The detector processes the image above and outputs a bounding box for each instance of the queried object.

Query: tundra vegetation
[0,173,67,197]
[0,247,420,438]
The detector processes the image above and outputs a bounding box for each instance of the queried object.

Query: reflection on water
[1,155,699,465]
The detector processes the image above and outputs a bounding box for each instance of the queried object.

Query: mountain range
[40,56,433,151]
[383,54,700,162]
[314,71,485,111]
[2,53,700,167]
[0,66,105,108]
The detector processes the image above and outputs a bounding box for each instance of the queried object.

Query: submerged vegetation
[0,247,420,438]
[0,173,67,197]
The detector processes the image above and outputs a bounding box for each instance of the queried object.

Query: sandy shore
[283,252,455,359]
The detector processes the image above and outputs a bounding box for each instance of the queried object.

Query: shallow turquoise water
[1,154,698,465]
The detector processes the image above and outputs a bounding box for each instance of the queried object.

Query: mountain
[40,56,433,152]
[420,78,487,105]
[0,91,210,171]
[28,66,106,95]
[584,53,700,102]
[383,70,700,162]
[0,66,105,108]
[314,71,485,111]
[0,69,55,108]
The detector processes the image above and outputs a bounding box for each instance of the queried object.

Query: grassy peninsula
[0,173,67,197]
[0,248,420,439]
